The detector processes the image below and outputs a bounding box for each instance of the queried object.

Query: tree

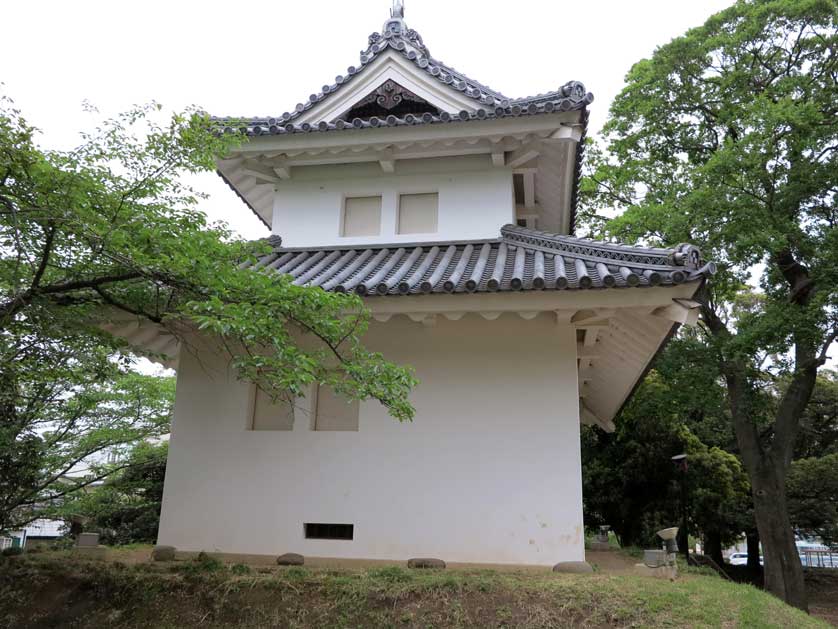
[54,441,169,545]
[0,97,415,418]
[650,331,735,450]
[0,356,173,531]
[581,375,683,548]
[582,0,838,609]
[688,444,753,566]
[787,453,838,548]
[794,371,838,459]
[647,330,768,569]
[0,97,416,528]
[582,367,751,561]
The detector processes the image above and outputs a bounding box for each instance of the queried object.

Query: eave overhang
[212,10,593,234]
[217,111,588,231]
[233,225,716,431]
[103,221,713,433]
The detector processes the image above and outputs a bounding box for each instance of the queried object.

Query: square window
[251,387,294,431]
[342,196,382,237]
[398,193,438,235]
[314,384,359,431]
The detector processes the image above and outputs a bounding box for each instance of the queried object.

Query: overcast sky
[3,0,734,239]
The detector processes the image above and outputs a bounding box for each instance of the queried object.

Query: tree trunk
[677,527,689,557]
[751,461,808,611]
[703,291,815,612]
[705,530,724,566]
[746,528,761,572]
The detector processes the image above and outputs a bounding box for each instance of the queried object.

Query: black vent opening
[304,523,354,540]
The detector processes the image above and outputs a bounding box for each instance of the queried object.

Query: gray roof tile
[216,14,596,234]
[212,24,593,137]
[247,225,716,296]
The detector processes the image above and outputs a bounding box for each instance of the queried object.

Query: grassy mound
[0,554,828,628]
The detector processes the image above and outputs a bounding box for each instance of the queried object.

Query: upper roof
[213,5,593,137]
[244,224,716,296]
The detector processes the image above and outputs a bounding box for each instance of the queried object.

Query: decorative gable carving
[342,80,440,121]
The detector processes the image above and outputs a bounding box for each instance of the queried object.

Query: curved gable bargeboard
[295,49,479,124]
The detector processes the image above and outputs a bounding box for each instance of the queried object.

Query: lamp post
[671,453,689,563]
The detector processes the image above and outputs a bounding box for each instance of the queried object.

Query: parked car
[728,552,748,565]
[727,552,763,566]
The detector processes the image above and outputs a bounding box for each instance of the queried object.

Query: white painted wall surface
[158,313,584,566]
[272,156,515,248]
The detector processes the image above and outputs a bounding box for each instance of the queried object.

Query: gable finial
[382,0,406,37]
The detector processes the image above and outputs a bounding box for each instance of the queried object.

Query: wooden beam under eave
[241,160,282,183]
[275,144,493,168]
[571,308,616,325]
[580,400,616,432]
[491,151,505,167]
[421,314,437,328]
[379,147,396,173]
[273,165,292,180]
[506,144,540,169]
[380,159,395,173]
[240,168,280,184]
[576,342,599,359]
[249,184,275,205]
[652,300,700,326]
[523,171,536,209]
[548,123,584,143]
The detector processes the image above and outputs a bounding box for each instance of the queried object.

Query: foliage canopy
[581,0,838,608]
[0,97,416,528]
[52,441,169,545]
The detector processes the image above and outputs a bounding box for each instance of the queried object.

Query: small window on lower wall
[398,192,438,234]
[314,384,359,431]
[251,386,294,431]
[304,523,354,540]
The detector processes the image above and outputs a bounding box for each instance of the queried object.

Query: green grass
[0,552,828,628]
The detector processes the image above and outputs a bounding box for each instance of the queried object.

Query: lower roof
[246,224,716,296]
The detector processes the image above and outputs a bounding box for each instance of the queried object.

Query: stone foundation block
[407,558,446,569]
[552,561,593,574]
[152,545,177,562]
[276,553,305,566]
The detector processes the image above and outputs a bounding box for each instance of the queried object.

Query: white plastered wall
[272,155,514,248]
[157,313,584,566]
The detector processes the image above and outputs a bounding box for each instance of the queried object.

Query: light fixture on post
[639,526,680,579]
[671,453,689,563]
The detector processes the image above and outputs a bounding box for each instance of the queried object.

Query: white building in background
[2,519,64,550]
[111,3,714,567]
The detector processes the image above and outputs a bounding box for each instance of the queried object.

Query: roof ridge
[500,224,705,270]
[212,18,593,131]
